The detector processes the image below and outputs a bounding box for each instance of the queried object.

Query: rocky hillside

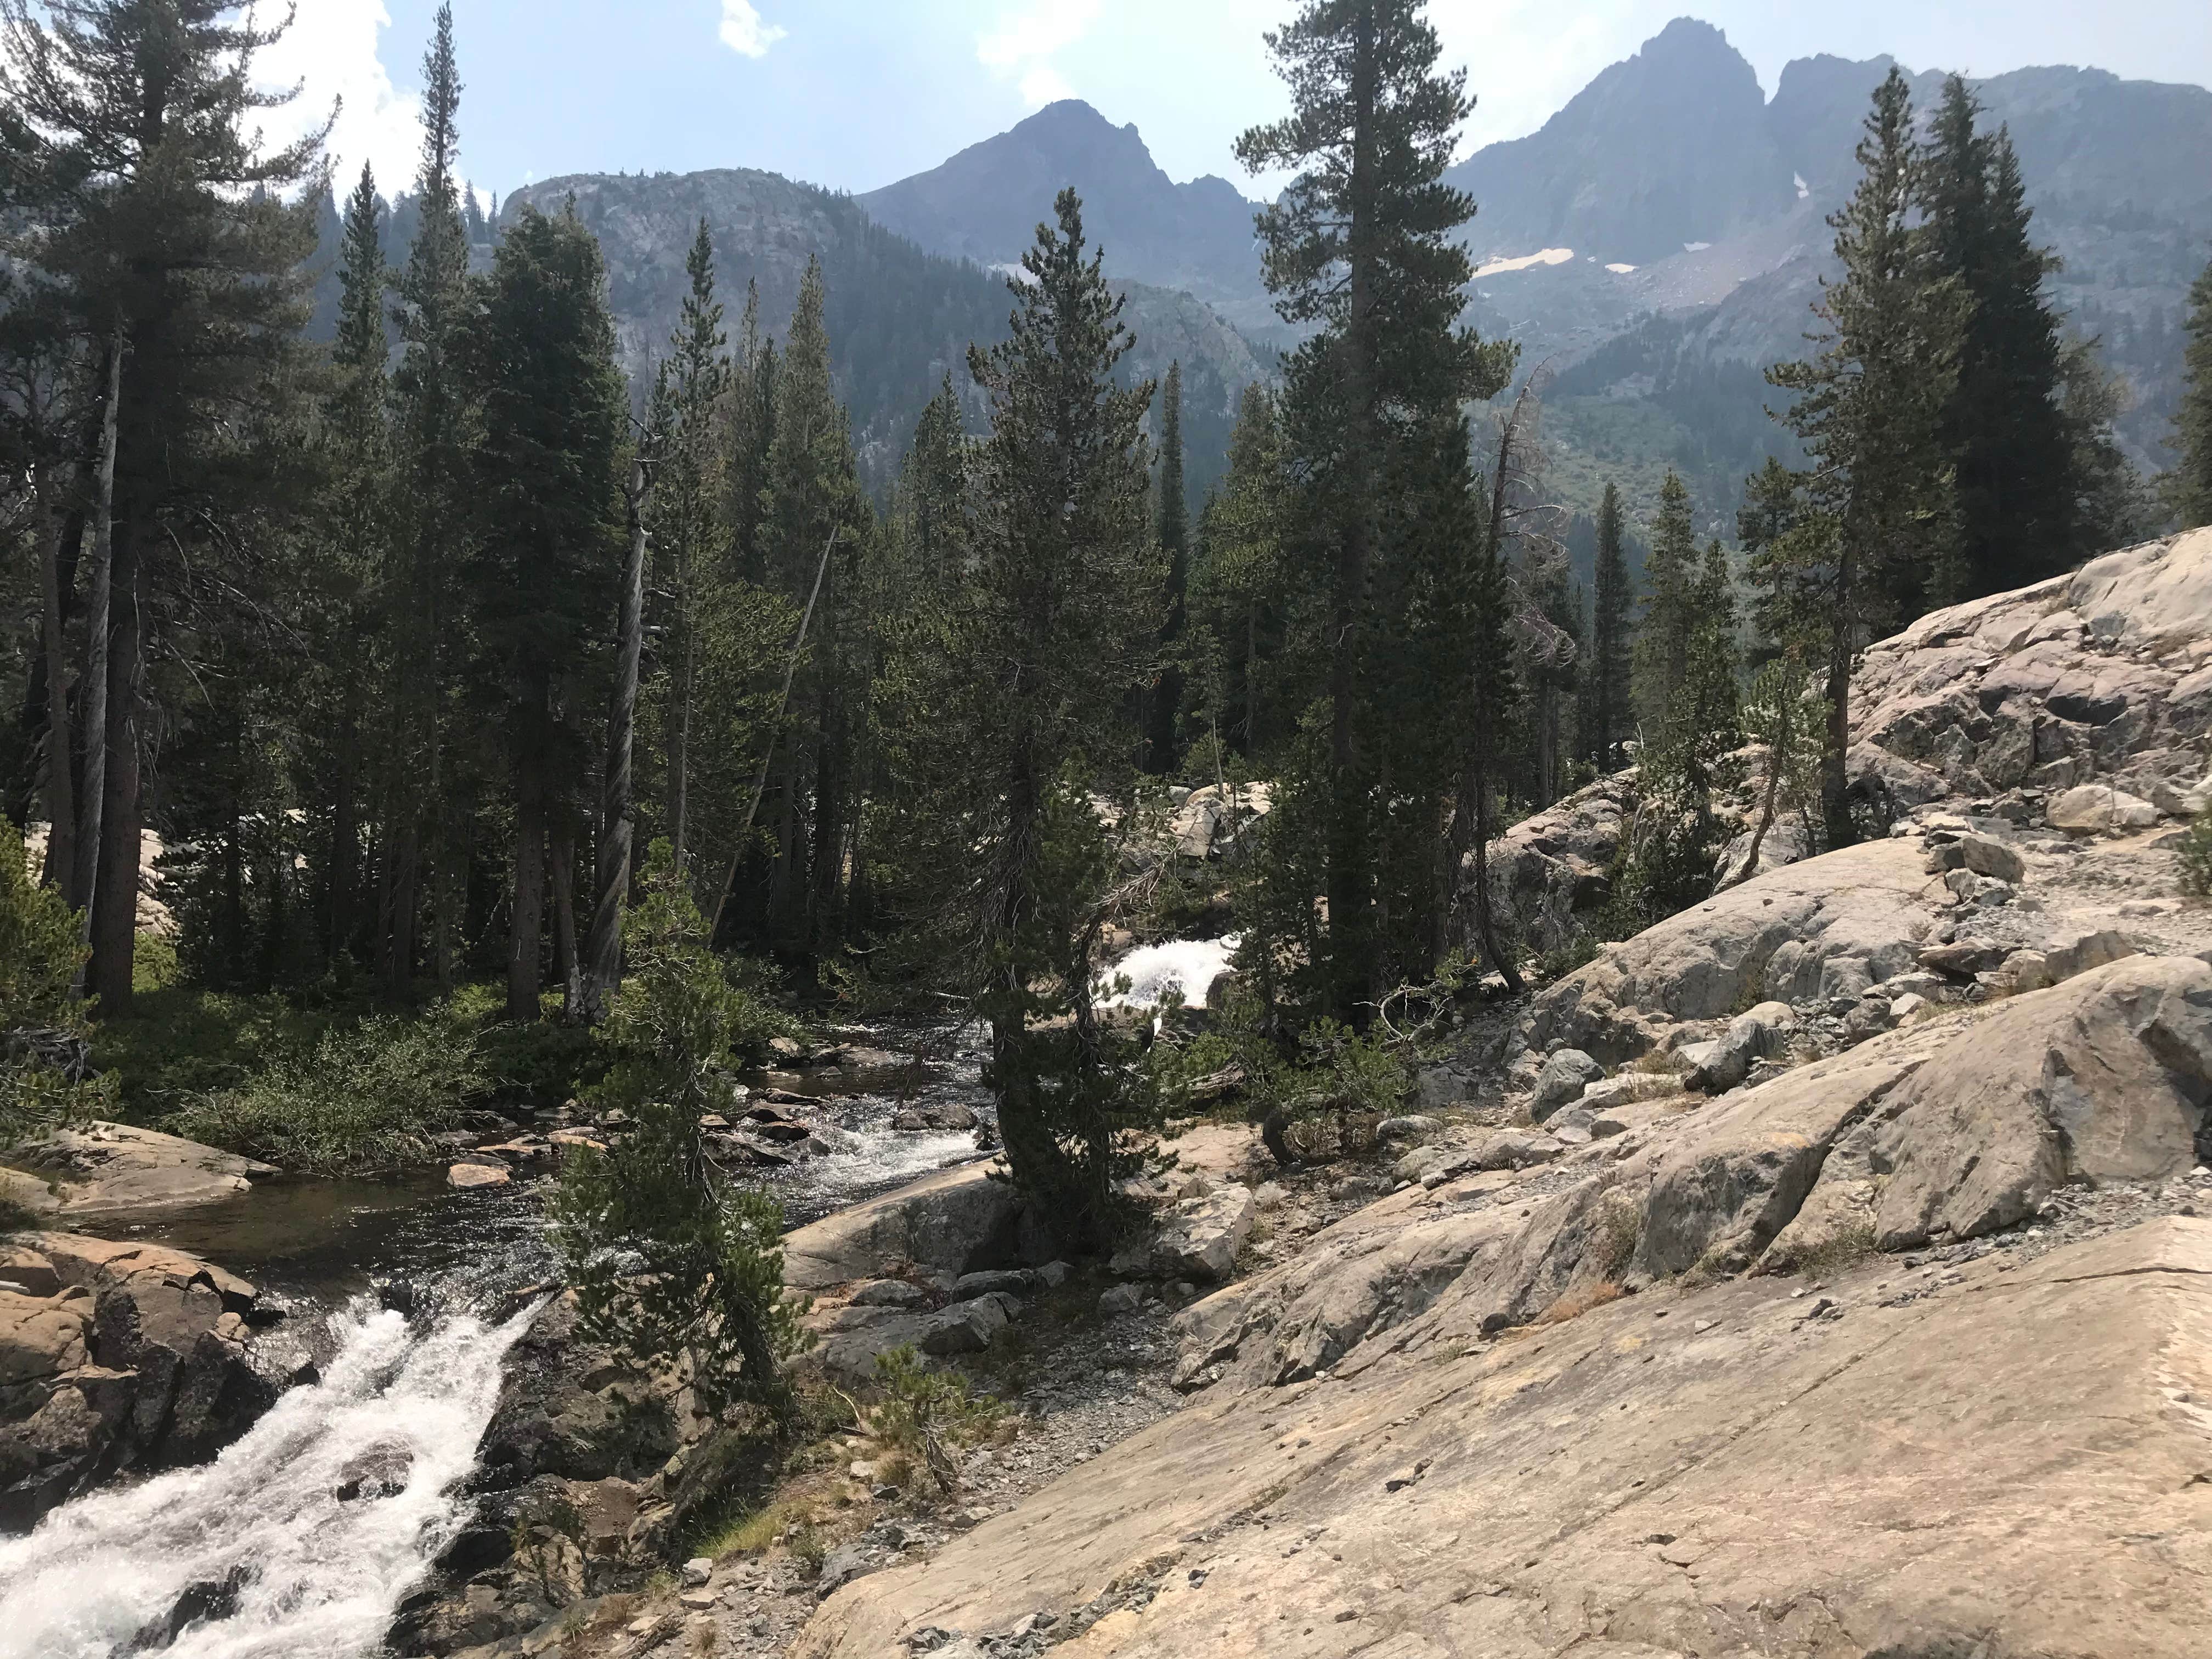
[761,530,2212,1657]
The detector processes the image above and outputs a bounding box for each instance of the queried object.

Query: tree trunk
[668,580,696,877]
[87,522,142,1013]
[37,483,76,900]
[506,781,545,1021]
[71,333,123,985]
[1324,7,1380,1028]
[1821,610,1854,850]
[551,813,581,1021]
[328,679,361,960]
[583,455,651,1023]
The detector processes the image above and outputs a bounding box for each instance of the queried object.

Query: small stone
[1692,1318,1718,1333]
[678,1589,718,1611]
[681,1556,713,1587]
[446,1161,509,1189]
[1035,1260,1073,1288]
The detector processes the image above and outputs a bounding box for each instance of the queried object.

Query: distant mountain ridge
[849,19,2209,518]
[856,99,1273,338]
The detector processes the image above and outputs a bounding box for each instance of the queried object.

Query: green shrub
[549,844,807,1413]
[159,1013,485,1174]
[0,819,110,1147]
[870,1344,1000,1455]
[2179,806,2212,899]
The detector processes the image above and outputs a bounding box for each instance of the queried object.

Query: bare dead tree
[582,444,654,1024]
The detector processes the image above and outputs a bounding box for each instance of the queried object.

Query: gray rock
[848,1278,930,1309]
[681,1557,712,1587]
[2041,927,2136,985]
[951,1269,1035,1300]
[917,1296,1010,1356]
[1147,1184,1256,1282]
[1465,1130,1561,1172]
[1923,832,2025,884]
[2048,783,2159,832]
[1688,1002,1797,1093]
[1099,1283,1150,1317]
[1530,1049,1605,1121]
[1376,1115,1441,1144]
[1034,1260,1072,1289]
[817,1543,874,1596]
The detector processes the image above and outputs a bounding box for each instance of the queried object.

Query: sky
[259,1,2212,210]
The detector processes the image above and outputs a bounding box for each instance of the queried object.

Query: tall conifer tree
[387,3,471,998]
[1235,0,1514,1022]
[1757,68,1964,848]
[1632,471,1697,744]
[2171,253,2212,530]
[1925,77,2075,597]
[1144,359,1187,774]
[1582,481,1634,770]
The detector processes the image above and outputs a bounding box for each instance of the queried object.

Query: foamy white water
[0,1298,540,1659]
[1097,935,1240,1009]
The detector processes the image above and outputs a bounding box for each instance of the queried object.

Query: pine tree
[746,257,869,962]
[1632,471,1697,744]
[1187,383,1286,759]
[468,204,626,1020]
[1143,360,1188,774]
[1759,67,1965,848]
[386,3,472,998]
[2171,253,2212,529]
[884,189,1161,1248]
[657,219,730,880]
[319,164,394,966]
[1235,0,1516,1022]
[1,0,326,1010]
[1925,77,2076,597]
[1581,481,1634,771]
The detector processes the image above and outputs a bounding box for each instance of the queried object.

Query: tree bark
[506,780,545,1020]
[71,331,123,990]
[550,812,580,1021]
[710,526,837,950]
[327,678,361,960]
[87,519,142,1013]
[36,481,76,901]
[583,455,651,1023]
[1324,6,1380,1028]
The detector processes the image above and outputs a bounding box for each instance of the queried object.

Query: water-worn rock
[781,1162,1043,1293]
[0,1232,276,1531]
[1115,1184,1255,1283]
[798,1217,2212,1659]
[1528,1049,1604,1120]
[1517,838,1940,1066]
[0,1123,276,1220]
[2049,782,2161,831]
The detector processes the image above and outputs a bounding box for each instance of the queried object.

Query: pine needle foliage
[549,845,802,1413]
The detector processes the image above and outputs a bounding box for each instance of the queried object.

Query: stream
[0,1021,1003,1659]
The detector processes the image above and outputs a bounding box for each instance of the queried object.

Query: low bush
[2179,806,2212,898]
[160,1013,486,1174]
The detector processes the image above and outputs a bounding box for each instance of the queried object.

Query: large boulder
[1849,528,2212,808]
[1,1123,276,1220]
[1517,838,1941,1066]
[800,1212,2212,1659]
[0,1232,276,1531]
[1113,1184,1256,1284]
[780,1161,1041,1292]
[1528,1049,1603,1120]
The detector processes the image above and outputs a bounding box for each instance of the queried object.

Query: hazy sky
[261,1,2212,209]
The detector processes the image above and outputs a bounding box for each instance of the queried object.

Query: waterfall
[0,1298,539,1659]
[1096,935,1240,1010]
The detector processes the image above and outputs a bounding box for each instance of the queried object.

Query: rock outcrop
[0,1231,280,1530]
[0,1121,277,1220]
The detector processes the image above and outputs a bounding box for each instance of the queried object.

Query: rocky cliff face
[780,532,2212,1658]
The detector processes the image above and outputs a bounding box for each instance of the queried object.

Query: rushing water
[0,1299,539,1659]
[0,1020,999,1658]
[1097,934,1240,1009]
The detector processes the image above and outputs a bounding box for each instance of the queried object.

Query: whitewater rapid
[1097,934,1240,1009]
[0,1297,539,1659]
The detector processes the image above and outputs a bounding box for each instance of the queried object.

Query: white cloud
[252,0,427,201]
[719,0,787,59]
[978,0,1101,107]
